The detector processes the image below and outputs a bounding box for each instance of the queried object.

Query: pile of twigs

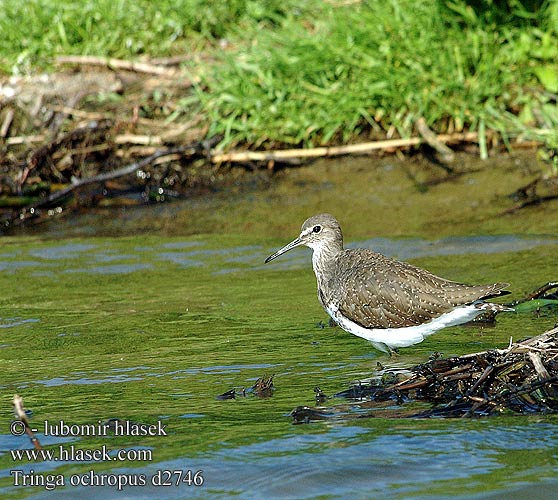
[292,326,558,423]
[0,60,215,229]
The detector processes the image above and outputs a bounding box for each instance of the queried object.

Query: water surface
[1,153,558,499]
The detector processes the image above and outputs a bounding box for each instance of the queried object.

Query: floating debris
[252,374,274,398]
[314,386,328,404]
[217,374,274,400]
[292,326,558,423]
[291,406,337,424]
[216,388,240,401]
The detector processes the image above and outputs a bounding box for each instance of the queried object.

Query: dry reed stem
[210,132,480,163]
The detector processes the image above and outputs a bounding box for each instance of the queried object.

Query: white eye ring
[312,225,321,233]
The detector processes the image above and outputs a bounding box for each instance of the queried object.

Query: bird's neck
[311,243,341,280]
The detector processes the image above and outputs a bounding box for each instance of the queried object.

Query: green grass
[193,0,558,149]
[1,0,557,152]
[0,0,301,73]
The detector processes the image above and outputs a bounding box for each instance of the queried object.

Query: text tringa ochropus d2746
[265,214,512,353]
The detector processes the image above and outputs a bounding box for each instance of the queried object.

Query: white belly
[325,303,484,352]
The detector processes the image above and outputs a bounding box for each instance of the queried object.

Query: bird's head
[265,213,343,263]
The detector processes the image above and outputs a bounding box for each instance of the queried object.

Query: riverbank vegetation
[2,0,557,148]
[0,1,557,224]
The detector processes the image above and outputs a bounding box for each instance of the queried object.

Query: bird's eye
[312,225,321,233]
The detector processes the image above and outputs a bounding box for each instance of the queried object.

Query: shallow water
[1,153,558,499]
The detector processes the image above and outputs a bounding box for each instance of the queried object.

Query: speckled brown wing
[329,249,509,329]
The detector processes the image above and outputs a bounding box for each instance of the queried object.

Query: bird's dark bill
[265,237,303,263]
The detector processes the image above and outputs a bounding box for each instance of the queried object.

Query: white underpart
[326,302,486,352]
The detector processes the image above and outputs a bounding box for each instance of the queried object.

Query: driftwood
[292,325,558,423]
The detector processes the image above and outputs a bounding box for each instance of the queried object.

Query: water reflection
[1,234,556,276]
[23,421,558,499]
[2,228,558,500]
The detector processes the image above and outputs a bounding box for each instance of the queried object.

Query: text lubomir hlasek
[41,419,168,437]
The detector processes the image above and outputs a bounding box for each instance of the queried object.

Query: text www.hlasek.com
[11,445,151,463]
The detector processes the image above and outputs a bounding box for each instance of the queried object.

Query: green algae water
[2,153,558,499]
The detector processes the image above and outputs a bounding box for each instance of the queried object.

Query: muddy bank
[5,148,557,241]
[2,68,558,236]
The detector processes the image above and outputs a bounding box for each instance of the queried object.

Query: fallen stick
[5,135,46,146]
[115,146,160,157]
[1,108,15,138]
[49,105,106,121]
[114,134,163,146]
[416,117,455,162]
[56,55,178,77]
[26,144,199,209]
[210,132,479,163]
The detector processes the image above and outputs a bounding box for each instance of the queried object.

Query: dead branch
[292,325,558,422]
[210,132,479,163]
[115,146,159,157]
[26,144,199,209]
[114,134,163,146]
[5,135,46,146]
[1,108,15,138]
[415,117,455,162]
[56,55,178,77]
[529,351,552,380]
[503,195,558,214]
[21,119,114,188]
[49,105,106,121]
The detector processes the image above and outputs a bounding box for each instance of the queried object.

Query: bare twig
[26,144,199,209]
[210,132,479,163]
[56,55,179,77]
[1,108,15,138]
[149,54,195,66]
[415,117,455,162]
[529,352,552,380]
[5,135,46,146]
[115,146,159,157]
[114,134,163,146]
[466,364,494,395]
[522,282,558,301]
[388,377,428,391]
